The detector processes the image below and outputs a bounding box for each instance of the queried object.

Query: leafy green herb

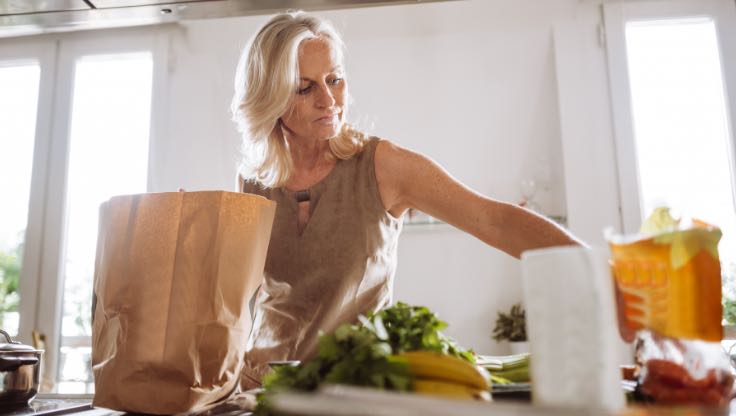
[255,302,474,414]
[255,323,412,415]
[366,302,475,363]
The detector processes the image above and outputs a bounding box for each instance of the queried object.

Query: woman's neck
[286,133,331,172]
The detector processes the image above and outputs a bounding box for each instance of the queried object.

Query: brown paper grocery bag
[91,191,275,414]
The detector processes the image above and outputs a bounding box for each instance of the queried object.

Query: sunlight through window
[59,52,152,392]
[626,19,736,283]
[0,63,40,336]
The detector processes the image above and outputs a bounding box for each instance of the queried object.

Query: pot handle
[0,356,39,372]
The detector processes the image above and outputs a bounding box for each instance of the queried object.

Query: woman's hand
[374,140,583,258]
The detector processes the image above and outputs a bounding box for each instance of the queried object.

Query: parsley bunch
[367,302,475,363]
[255,323,411,414]
[254,302,473,414]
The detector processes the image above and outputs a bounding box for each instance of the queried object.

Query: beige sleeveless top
[240,137,402,388]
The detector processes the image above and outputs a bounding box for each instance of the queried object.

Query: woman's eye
[328,78,343,86]
[297,85,312,95]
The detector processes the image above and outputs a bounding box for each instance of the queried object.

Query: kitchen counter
[3,394,255,416]
[10,388,736,416]
[271,386,735,416]
[4,396,106,416]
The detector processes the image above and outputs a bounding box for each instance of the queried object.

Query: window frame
[1,26,169,390]
[0,38,56,347]
[603,0,736,233]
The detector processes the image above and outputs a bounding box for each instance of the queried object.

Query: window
[604,0,736,312]
[0,62,40,337]
[1,30,165,393]
[59,53,153,393]
[626,18,736,275]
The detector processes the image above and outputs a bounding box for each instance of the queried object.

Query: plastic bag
[607,208,733,406]
[634,330,733,406]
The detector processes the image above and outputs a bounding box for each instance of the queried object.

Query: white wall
[150,0,621,354]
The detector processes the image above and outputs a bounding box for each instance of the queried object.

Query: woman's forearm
[491,202,583,259]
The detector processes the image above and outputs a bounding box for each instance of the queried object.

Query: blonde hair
[231,11,367,188]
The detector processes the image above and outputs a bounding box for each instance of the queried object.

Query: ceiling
[0,0,457,38]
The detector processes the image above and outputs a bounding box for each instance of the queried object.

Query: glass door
[604,0,736,323]
[604,0,736,233]
[0,28,167,392]
[58,50,154,393]
[42,31,162,393]
[0,59,40,336]
[0,39,56,345]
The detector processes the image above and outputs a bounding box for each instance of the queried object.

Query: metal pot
[0,329,43,407]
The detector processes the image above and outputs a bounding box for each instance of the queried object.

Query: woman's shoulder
[373,138,437,194]
[373,138,416,169]
[357,136,405,160]
[371,137,416,208]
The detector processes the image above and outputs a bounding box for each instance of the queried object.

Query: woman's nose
[315,84,335,108]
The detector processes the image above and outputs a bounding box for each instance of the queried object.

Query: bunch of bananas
[395,351,492,402]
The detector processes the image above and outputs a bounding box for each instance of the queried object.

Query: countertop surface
[6,389,736,416]
[1,394,256,416]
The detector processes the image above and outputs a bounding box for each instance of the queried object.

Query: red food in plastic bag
[636,331,734,407]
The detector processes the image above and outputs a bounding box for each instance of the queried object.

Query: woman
[232,11,581,389]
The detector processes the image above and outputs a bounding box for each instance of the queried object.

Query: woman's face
[281,37,346,142]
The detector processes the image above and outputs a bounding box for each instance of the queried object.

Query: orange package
[608,209,723,342]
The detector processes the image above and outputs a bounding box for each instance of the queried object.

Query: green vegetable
[487,366,530,383]
[255,322,412,415]
[367,302,475,363]
[255,302,474,414]
[489,374,513,385]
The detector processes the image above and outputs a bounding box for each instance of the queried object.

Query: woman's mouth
[316,114,338,124]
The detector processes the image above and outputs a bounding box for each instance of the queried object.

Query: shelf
[402,220,454,232]
[403,215,568,232]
